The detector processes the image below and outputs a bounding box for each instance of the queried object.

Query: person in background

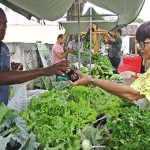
[104,29,122,73]
[69,21,150,102]
[0,8,71,105]
[68,34,82,52]
[52,34,73,64]
[68,28,94,52]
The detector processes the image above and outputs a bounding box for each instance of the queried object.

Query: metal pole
[89,7,92,75]
[77,1,81,69]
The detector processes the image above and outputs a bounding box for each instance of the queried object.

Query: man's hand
[43,60,71,76]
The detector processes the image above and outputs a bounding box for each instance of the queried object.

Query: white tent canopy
[0,0,145,26]
[59,7,118,34]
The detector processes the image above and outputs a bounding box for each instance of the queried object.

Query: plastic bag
[27,89,48,100]
[7,83,29,111]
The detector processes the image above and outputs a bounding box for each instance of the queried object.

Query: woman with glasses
[69,21,150,102]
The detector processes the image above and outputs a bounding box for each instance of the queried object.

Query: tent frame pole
[89,7,92,75]
[77,0,81,69]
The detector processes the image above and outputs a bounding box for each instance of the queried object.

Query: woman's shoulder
[130,68,150,101]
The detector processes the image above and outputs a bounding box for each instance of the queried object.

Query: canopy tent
[0,0,145,27]
[59,7,118,34]
[88,0,145,30]
[0,0,145,71]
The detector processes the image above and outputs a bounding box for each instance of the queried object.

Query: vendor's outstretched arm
[0,69,43,85]
[0,60,71,85]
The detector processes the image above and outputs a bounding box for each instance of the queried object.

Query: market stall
[0,0,148,150]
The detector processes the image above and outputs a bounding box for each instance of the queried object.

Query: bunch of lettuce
[20,88,98,149]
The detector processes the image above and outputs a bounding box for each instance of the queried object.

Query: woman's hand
[69,70,92,86]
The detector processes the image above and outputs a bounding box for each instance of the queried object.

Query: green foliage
[83,37,94,51]
[92,54,113,68]
[134,17,144,23]
[0,114,40,149]
[0,103,14,124]
[20,87,98,149]
[107,107,150,149]
[91,54,123,81]
[33,76,53,90]
[0,85,150,149]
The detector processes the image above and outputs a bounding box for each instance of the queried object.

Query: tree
[67,0,87,21]
[64,0,87,47]
[134,17,144,23]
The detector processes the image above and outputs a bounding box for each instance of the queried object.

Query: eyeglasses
[138,39,150,48]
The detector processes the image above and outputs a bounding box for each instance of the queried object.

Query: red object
[118,56,142,73]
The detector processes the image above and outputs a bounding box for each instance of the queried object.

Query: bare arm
[108,31,114,37]
[92,78,144,100]
[0,60,71,85]
[56,48,73,59]
[106,34,116,43]
[70,70,144,100]
[0,69,43,85]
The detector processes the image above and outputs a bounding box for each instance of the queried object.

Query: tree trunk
[64,0,87,50]
[67,0,87,21]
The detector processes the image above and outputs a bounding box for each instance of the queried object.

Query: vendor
[104,29,122,73]
[0,8,71,105]
[69,21,150,102]
[52,34,73,81]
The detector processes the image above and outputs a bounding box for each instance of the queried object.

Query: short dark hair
[116,29,122,35]
[0,7,5,14]
[136,21,150,43]
[57,34,64,40]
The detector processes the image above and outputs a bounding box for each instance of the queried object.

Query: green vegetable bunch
[20,88,98,149]
[107,106,150,149]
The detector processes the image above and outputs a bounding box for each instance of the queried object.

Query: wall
[6,42,53,70]
[3,24,65,44]
[121,36,130,54]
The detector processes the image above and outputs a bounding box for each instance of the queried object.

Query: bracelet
[89,78,95,84]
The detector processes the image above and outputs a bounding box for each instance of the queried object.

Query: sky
[138,0,150,21]
[84,0,150,21]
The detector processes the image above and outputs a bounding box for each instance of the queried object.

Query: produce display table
[118,56,142,73]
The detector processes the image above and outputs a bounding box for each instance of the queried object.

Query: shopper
[70,21,150,101]
[52,34,73,64]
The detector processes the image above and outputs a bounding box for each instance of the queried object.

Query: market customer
[70,21,150,101]
[68,29,93,52]
[0,8,71,105]
[105,29,122,73]
[68,34,83,52]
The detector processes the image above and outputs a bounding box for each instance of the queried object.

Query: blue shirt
[0,42,10,105]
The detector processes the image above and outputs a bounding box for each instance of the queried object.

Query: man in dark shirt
[0,8,71,104]
[105,29,122,73]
